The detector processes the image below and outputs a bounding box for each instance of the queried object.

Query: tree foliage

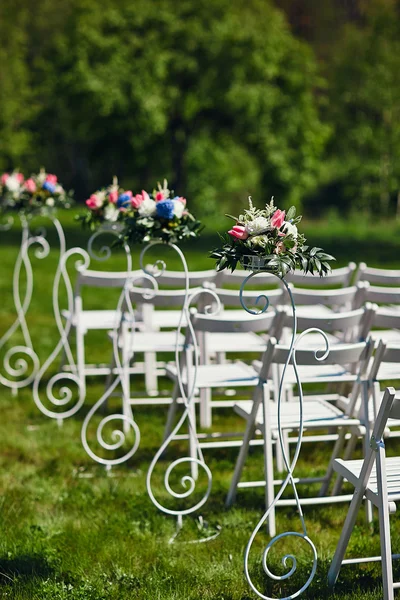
[0,0,328,215]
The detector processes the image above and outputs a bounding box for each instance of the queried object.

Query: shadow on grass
[0,554,54,586]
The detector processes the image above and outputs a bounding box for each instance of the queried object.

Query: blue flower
[116,192,132,208]
[156,199,175,220]
[42,181,56,194]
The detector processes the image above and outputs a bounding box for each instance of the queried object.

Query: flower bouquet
[0,169,73,216]
[79,178,202,245]
[210,197,335,277]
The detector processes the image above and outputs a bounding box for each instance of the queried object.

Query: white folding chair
[289,282,368,318]
[61,268,144,387]
[116,285,203,399]
[225,337,375,536]
[164,308,286,434]
[327,386,400,600]
[355,263,400,286]
[286,262,356,287]
[369,307,400,345]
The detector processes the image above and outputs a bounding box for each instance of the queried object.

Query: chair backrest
[286,262,356,287]
[214,269,279,288]
[289,283,367,310]
[262,336,374,369]
[189,308,281,334]
[355,262,400,286]
[281,304,376,342]
[371,307,400,330]
[128,285,202,308]
[368,340,400,382]
[76,269,145,289]
[213,286,286,309]
[144,267,217,287]
[364,285,400,305]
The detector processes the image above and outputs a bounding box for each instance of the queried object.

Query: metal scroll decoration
[239,267,329,600]
[32,225,132,441]
[141,242,221,543]
[0,215,65,393]
[79,228,140,465]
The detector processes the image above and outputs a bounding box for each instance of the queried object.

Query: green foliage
[0,0,328,215]
[210,198,335,276]
[325,2,400,215]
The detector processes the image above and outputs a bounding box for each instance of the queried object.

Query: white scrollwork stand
[239,257,329,600]
[134,242,220,543]
[32,223,137,453]
[0,213,65,394]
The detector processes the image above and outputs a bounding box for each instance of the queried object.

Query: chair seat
[374,361,400,381]
[333,456,400,504]
[109,330,186,352]
[235,398,360,430]
[166,361,259,388]
[370,329,400,345]
[150,308,261,330]
[205,331,266,354]
[62,309,136,330]
[296,305,335,317]
[253,359,358,384]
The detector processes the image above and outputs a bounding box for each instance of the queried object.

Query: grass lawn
[1,211,400,599]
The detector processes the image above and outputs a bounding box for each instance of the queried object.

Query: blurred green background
[1,0,400,219]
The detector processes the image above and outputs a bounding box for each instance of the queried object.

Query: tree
[0,0,329,214]
[326,1,400,216]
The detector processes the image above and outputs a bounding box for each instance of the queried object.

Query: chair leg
[226,392,262,507]
[76,324,86,392]
[188,397,199,481]
[262,385,276,537]
[144,351,158,396]
[199,388,212,429]
[163,381,179,442]
[376,447,394,600]
[327,481,366,588]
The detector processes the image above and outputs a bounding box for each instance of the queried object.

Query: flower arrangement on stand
[0,169,73,216]
[210,197,334,276]
[79,178,202,244]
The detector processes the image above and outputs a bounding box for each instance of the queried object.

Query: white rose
[172,199,185,219]
[55,184,65,195]
[282,222,298,238]
[46,198,55,207]
[5,175,21,193]
[138,198,156,217]
[104,203,119,222]
[245,216,270,236]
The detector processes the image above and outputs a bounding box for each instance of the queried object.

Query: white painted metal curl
[32,247,89,420]
[142,242,221,542]
[0,216,51,391]
[80,264,144,466]
[241,270,329,600]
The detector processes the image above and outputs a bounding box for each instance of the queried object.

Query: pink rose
[228,225,249,240]
[46,174,57,184]
[271,209,285,229]
[16,172,24,183]
[109,190,118,204]
[155,191,165,201]
[86,194,103,209]
[1,173,9,185]
[24,178,36,193]
[131,194,144,209]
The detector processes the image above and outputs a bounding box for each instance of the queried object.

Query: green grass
[1,211,400,599]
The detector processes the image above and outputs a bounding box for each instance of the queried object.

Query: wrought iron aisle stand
[0,214,65,394]
[141,242,220,543]
[240,264,329,600]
